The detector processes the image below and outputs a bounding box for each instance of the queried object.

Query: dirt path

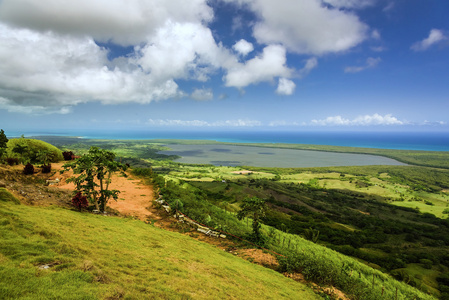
[51,163,158,221]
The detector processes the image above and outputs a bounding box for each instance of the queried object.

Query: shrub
[23,163,34,175]
[42,164,52,173]
[5,157,19,166]
[72,192,89,212]
[62,151,75,161]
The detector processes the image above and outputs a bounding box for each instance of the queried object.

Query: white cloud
[323,0,376,9]
[147,118,262,127]
[299,57,318,78]
[224,45,292,88]
[233,39,254,56]
[0,0,373,114]
[371,46,386,52]
[371,29,381,40]
[0,0,213,46]
[411,29,447,51]
[135,21,235,82]
[0,97,72,114]
[276,78,296,95]
[0,23,185,107]
[226,0,369,55]
[344,57,381,73]
[383,2,395,13]
[190,88,214,101]
[310,114,404,126]
[268,120,300,126]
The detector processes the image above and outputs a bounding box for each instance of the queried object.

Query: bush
[5,157,19,166]
[23,163,34,175]
[42,164,51,173]
[62,151,75,161]
[72,192,89,212]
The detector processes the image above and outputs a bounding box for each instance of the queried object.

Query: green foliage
[237,197,267,244]
[0,129,8,160]
[62,146,127,212]
[304,227,320,243]
[273,231,435,300]
[6,138,63,164]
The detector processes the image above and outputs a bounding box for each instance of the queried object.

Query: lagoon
[158,144,406,167]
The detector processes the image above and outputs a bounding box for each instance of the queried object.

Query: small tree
[12,141,29,164]
[37,150,53,173]
[0,129,8,161]
[62,151,74,161]
[72,192,89,212]
[237,196,267,243]
[304,227,320,243]
[62,146,127,212]
[23,163,34,175]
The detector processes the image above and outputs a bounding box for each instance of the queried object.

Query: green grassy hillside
[0,188,320,299]
[6,138,63,163]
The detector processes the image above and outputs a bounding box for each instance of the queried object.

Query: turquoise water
[12,130,449,151]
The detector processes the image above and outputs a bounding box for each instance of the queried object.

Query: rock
[46,178,60,185]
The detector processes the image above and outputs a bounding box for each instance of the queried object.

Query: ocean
[12,130,449,151]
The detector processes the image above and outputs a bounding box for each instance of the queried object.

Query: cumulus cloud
[226,0,369,55]
[190,88,214,101]
[344,57,381,73]
[0,0,213,46]
[233,39,254,56]
[411,29,447,51]
[276,78,296,95]
[0,0,372,114]
[147,118,262,127]
[224,45,292,88]
[135,21,235,82]
[310,114,404,126]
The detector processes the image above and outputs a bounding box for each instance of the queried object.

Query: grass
[6,138,64,162]
[0,192,320,299]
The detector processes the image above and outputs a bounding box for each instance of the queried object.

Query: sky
[0,0,448,134]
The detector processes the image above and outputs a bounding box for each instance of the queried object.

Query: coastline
[9,130,449,151]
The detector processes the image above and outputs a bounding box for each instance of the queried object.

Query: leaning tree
[61,146,127,212]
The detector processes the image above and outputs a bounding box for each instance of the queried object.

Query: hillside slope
[0,189,320,299]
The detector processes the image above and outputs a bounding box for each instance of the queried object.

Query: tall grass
[269,229,436,300]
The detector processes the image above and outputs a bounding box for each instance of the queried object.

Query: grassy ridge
[0,188,319,299]
[6,138,64,163]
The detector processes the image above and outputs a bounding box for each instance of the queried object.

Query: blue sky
[0,0,448,134]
